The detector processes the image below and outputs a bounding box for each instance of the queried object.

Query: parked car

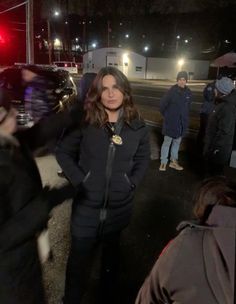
[0,65,77,127]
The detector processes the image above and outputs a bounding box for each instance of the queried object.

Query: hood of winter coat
[178,205,236,304]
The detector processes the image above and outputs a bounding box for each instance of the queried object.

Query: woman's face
[0,108,18,135]
[100,75,124,111]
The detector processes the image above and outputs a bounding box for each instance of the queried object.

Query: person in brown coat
[136,176,236,304]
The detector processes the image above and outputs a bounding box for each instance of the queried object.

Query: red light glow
[0,34,6,44]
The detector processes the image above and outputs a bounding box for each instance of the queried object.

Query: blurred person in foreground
[22,65,51,124]
[55,67,150,304]
[159,71,192,171]
[204,76,236,176]
[136,176,236,304]
[0,89,73,304]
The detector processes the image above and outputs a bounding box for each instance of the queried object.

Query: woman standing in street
[56,67,150,304]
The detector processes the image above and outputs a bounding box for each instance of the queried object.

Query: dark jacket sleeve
[0,151,74,252]
[17,106,84,152]
[213,105,235,149]
[0,183,74,253]
[55,128,85,188]
[159,89,172,116]
[0,159,49,252]
[130,127,150,187]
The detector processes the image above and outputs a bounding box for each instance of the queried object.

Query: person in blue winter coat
[159,71,193,171]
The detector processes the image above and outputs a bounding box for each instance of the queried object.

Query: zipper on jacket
[98,117,124,236]
[98,141,116,236]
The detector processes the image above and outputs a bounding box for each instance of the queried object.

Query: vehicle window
[55,62,64,67]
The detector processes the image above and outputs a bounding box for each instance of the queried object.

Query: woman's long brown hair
[84,67,140,126]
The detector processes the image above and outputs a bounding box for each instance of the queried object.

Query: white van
[53,61,79,74]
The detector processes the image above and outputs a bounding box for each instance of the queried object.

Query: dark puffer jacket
[0,133,49,304]
[160,84,192,138]
[0,117,74,304]
[136,205,236,304]
[55,119,150,238]
[204,90,236,165]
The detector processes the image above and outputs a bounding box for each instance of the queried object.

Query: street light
[144,46,149,52]
[175,35,181,52]
[54,10,60,17]
[178,58,185,69]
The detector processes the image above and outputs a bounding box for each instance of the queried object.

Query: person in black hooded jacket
[0,89,74,304]
[204,76,236,176]
[55,67,150,304]
[136,176,236,304]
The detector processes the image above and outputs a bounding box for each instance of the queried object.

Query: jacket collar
[126,117,146,130]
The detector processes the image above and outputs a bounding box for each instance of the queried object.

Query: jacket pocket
[124,173,132,188]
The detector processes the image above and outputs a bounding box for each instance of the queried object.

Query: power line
[0,1,27,15]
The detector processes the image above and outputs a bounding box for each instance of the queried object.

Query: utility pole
[47,19,52,64]
[26,0,34,63]
[107,20,110,48]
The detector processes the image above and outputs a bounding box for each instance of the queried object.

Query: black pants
[64,232,121,304]
[197,113,209,155]
[204,158,224,177]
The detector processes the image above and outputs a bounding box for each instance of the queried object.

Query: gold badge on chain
[112,135,123,145]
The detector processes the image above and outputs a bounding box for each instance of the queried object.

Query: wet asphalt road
[36,129,236,304]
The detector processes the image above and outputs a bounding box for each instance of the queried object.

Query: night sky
[0,0,236,64]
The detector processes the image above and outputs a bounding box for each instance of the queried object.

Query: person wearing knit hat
[177,71,188,82]
[204,77,236,176]
[215,77,234,96]
[159,70,193,171]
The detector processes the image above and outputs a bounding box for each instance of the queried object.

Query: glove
[43,183,75,209]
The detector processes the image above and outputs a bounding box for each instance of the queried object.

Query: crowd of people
[159,71,236,177]
[0,64,236,304]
